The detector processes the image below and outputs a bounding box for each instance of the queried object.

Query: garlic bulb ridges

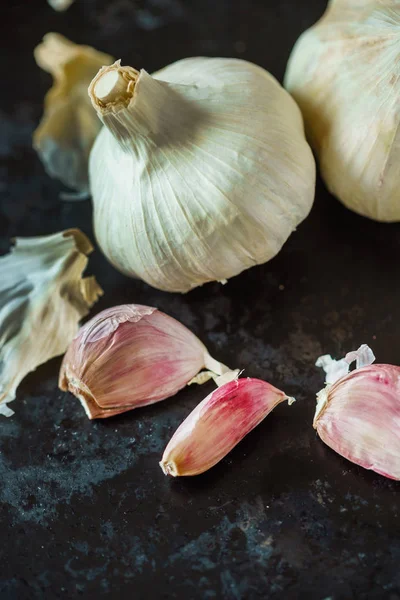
[285,1,400,222]
[89,58,315,293]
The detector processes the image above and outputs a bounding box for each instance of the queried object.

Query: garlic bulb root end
[59,370,128,420]
[159,460,179,477]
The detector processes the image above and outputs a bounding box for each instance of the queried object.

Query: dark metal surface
[1,1,399,598]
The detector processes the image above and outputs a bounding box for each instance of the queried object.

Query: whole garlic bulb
[88,58,315,293]
[285,0,400,222]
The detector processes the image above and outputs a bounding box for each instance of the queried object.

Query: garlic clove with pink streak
[315,344,400,480]
[160,377,295,477]
[59,304,233,419]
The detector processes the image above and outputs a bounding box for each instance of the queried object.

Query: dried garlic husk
[88,58,315,292]
[59,304,234,419]
[48,0,75,10]
[285,1,400,221]
[160,377,295,476]
[0,229,102,417]
[315,344,400,480]
[34,33,113,195]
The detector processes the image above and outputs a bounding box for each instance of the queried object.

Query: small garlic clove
[59,304,231,419]
[315,345,400,480]
[160,378,295,477]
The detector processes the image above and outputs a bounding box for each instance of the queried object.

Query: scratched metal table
[1,1,399,598]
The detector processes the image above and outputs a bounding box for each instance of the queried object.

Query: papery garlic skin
[0,230,102,417]
[315,345,400,480]
[285,1,400,221]
[34,34,113,194]
[89,58,315,292]
[59,304,231,419]
[160,378,295,477]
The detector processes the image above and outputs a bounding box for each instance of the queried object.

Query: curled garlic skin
[59,304,232,419]
[285,0,400,222]
[88,58,315,293]
[315,345,400,480]
[160,377,295,477]
[0,230,102,417]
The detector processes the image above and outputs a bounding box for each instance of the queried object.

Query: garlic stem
[94,70,129,104]
[89,62,138,113]
[89,62,204,149]
[89,62,143,145]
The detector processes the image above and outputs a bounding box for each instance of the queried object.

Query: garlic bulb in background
[59,304,233,419]
[88,58,315,293]
[315,345,400,480]
[48,0,75,10]
[34,34,113,196]
[285,1,400,222]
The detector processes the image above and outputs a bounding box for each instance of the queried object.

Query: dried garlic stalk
[33,33,113,195]
[0,229,103,416]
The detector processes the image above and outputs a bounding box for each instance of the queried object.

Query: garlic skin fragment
[59,304,232,419]
[285,1,400,222]
[34,33,113,194]
[160,378,295,477]
[88,58,315,293]
[315,345,400,480]
[0,229,102,417]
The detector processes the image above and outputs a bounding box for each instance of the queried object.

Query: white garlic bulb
[285,0,400,222]
[89,58,315,293]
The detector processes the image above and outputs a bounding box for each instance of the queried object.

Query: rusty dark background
[1,1,399,599]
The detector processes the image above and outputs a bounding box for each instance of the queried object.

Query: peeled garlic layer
[160,377,295,477]
[315,345,400,480]
[88,58,315,292]
[0,229,102,417]
[285,1,400,221]
[34,33,113,194]
[59,304,232,419]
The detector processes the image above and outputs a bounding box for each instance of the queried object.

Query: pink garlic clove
[315,345,400,480]
[160,377,295,477]
[59,304,231,419]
